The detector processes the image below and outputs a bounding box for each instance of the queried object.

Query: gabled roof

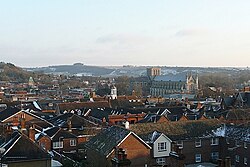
[0,106,20,121]
[0,106,54,127]
[85,126,151,158]
[41,127,77,140]
[139,131,172,144]
[137,114,168,123]
[49,113,97,129]
[57,101,110,113]
[0,131,51,162]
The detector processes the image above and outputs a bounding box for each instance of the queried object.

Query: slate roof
[137,114,167,123]
[40,127,77,141]
[139,131,162,144]
[0,106,20,121]
[225,124,250,142]
[204,124,250,142]
[57,101,110,113]
[0,131,51,163]
[49,113,97,128]
[225,109,250,120]
[153,74,186,82]
[85,126,131,157]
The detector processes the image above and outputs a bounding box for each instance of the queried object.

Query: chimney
[29,126,35,142]
[20,118,26,132]
[124,121,129,129]
[225,157,231,167]
[68,119,72,132]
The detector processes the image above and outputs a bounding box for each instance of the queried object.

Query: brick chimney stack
[29,126,35,142]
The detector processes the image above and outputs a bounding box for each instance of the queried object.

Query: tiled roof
[130,119,221,140]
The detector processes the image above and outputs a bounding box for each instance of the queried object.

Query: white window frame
[211,152,219,160]
[158,142,167,152]
[156,157,166,165]
[70,139,76,146]
[235,155,240,163]
[244,157,247,165]
[244,142,247,149]
[235,140,240,147]
[211,138,219,146]
[226,138,230,145]
[177,141,183,149]
[195,139,202,147]
[53,141,63,149]
[195,154,202,163]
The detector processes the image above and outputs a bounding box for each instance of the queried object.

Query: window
[156,158,166,165]
[244,157,247,165]
[195,154,202,163]
[70,139,76,146]
[177,141,183,149]
[235,155,239,163]
[211,152,219,160]
[53,141,63,149]
[244,142,247,149]
[235,140,240,147]
[226,138,230,145]
[211,138,219,145]
[158,142,167,152]
[195,139,201,147]
[40,142,46,150]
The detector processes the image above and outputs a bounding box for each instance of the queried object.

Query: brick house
[0,131,51,167]
[83,126,152,167]
[130,119,223,166]
[36,127,78,154]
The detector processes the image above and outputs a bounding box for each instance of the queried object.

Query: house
[36,127,78,154]
[56,101,111,114]
[137,114,169,123]
[0,106,54,130]
[130,119,223,166]
[83,126,152,167]
[48,113,100,136]
[0,131,51,167]
[140,131,172,166]
[224,124,250,167]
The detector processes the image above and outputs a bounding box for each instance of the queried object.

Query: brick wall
[118,133,151,166]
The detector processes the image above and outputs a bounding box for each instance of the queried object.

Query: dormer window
[158,142,167,152]
[195,139,201,147]
[211,138,219,146]
[177,141,183,149]
[70,139,76,146]
[244,142,247,149]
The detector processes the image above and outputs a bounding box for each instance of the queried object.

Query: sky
[0,0,250,67]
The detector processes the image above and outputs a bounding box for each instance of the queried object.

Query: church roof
[153,74,186,82]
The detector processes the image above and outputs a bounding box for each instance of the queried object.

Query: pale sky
[0,0,250,67]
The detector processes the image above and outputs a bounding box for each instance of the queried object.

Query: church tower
[110,85,117,100]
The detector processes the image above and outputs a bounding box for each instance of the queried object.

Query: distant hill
[25,63,250,78]
[0,62,36,82]
[25,63,114,77]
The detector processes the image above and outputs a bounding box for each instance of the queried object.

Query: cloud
[96,33,152,44]
[175,28,210,37]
